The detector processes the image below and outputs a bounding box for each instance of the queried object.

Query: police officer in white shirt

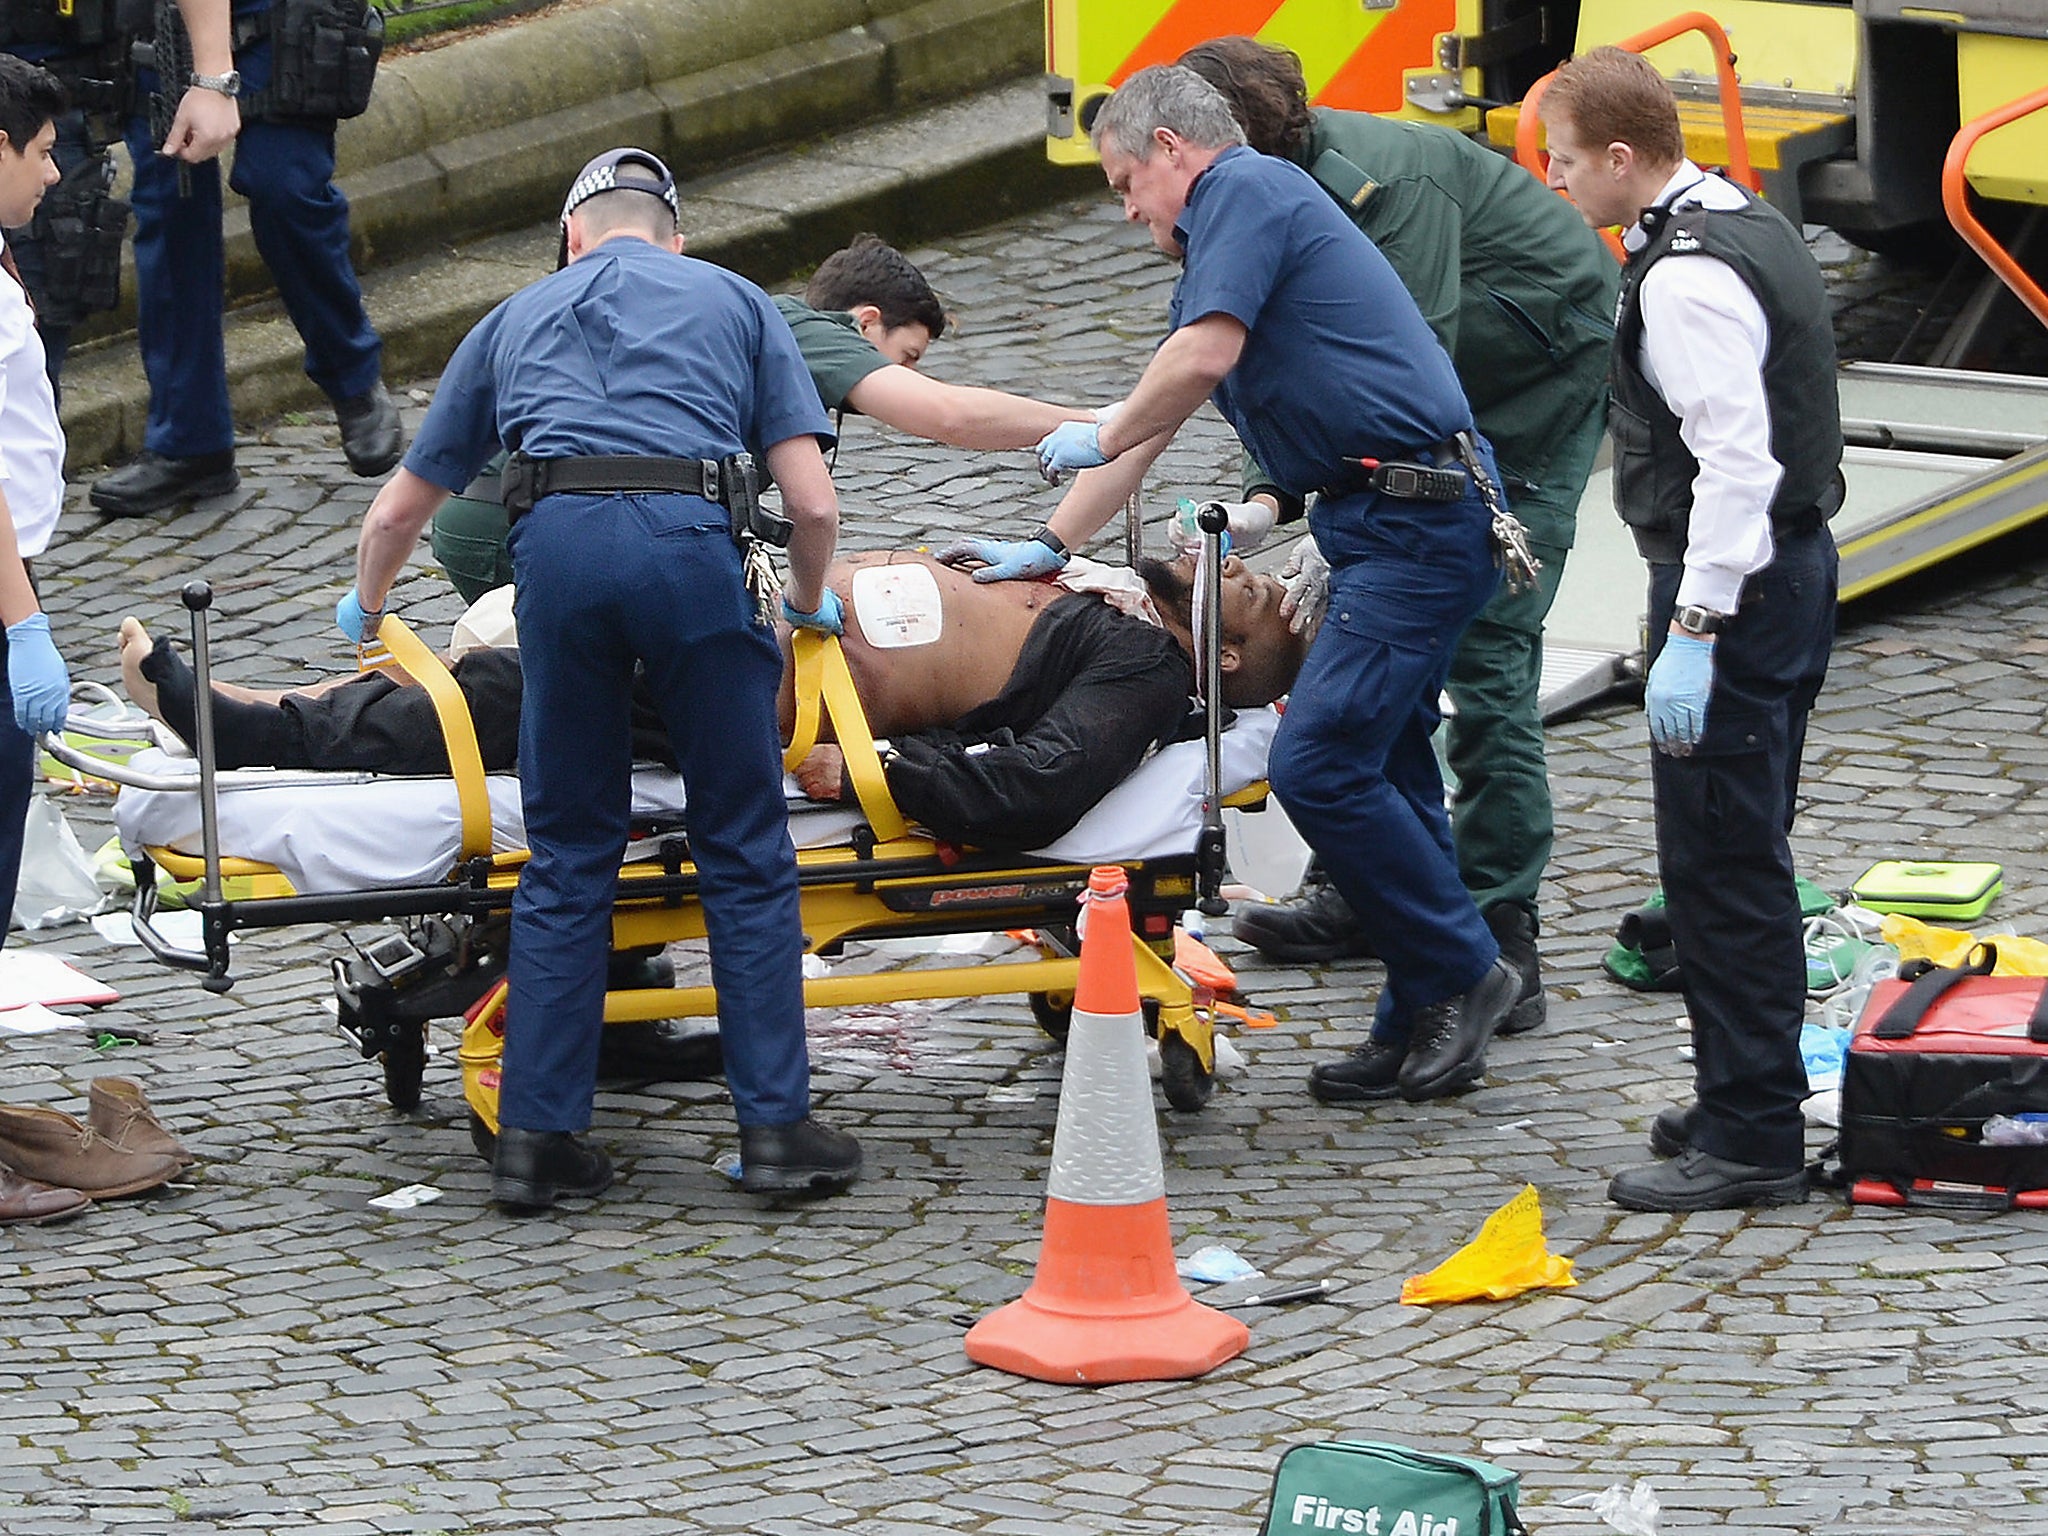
[0,54,74,936]
[1541,46,1842,1212]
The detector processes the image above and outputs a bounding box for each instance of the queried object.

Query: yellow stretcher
[64,578,1270,1150]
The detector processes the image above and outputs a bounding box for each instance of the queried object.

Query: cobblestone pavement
[7,194,2048,1536]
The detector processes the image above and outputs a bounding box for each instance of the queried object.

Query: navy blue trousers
[1273,474,1504,1041]
[0,623,34,934]
[1648,525,1837,1169]
[499,493,811,1133]
[125,50,380,457]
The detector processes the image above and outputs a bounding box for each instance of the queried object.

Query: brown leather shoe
[88,1078,194,1170]
[0,1160,90,1225]
[0,1104,181,1198]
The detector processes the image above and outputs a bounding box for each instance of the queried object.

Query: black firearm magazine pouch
[1839,944,2048,1207]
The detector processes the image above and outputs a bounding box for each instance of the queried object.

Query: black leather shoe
[738,1116,861,1196]
[1308,1037,1407,1104]
[336,381,404,476]
[1608,1148,1808,1212]
[1485,903,1545,1036]
[89,450,238,517]
[491,1126,614,1213]
[1233,876,1375,963]
[1649,1103,1695,1158]
[1397,956,1518,1101]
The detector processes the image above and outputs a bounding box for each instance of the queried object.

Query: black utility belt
[1320,433,1471,503]
[499,452,793,548]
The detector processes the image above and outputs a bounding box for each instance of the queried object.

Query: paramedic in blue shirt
[1541,50,1839,1213]
[339,148,861,1214]
[966,65,1520,1104]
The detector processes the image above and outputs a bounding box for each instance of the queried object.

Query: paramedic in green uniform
[1181,38,1616,1028]
[428,233,1097,600]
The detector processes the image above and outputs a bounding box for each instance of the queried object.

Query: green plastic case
[1851,860,2004,921]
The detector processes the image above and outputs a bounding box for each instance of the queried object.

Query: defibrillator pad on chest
[851,563,944,648]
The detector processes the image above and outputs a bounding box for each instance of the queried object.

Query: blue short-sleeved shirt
[1168,147,1471,498]
[404,239,834,494]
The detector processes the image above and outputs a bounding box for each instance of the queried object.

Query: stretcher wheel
[1028,991,1073,1042]
[468,1111,496,1163]
[1158,1031,1214,1113]
[381,1022,428,1113]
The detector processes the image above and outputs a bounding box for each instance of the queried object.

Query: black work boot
[1232,872,1375,963]
[336,381,405,476]
[1649,1103,1695,1158]
[738,1117,861,1196]
[1484,903,1546,1036]
[491,1127,614,1213]
[1308,1036,1407,1104]
[1397,957,1518,1101]
[89,451,239,517]
[1608,1149,1808,1211]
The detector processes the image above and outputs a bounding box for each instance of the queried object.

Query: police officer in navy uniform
[1540,49,1841,1212]
[89,0,398,517]
[969,65,1521,1104]
[344,148,860,1212]
[2,0,237,389]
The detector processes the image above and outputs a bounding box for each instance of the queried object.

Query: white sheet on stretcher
[113,708,1279,896]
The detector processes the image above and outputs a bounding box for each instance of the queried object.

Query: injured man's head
[1136,550,1311,709]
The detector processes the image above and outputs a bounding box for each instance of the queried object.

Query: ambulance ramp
[1834,364,2048,599]
[1539,364,2048,716]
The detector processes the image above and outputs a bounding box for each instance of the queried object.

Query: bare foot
[118,617,162,722]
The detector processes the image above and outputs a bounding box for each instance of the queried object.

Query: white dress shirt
[0,232,64,559]
[1624,162,1783,614]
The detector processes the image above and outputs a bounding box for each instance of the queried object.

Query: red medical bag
[1839,947,2048,1209]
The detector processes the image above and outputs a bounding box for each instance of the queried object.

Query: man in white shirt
[1541,46,1842,1212]
[0,52,81,1225]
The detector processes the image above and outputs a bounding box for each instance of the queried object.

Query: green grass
[378,0,557,48]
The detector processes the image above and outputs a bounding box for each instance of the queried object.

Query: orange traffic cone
[965,865,1249,1383]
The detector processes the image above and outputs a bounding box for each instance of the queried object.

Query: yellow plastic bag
[1400,1184,1576,1306]
[1879,914,2048,976]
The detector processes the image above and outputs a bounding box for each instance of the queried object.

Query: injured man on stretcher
[117,546,1312,852]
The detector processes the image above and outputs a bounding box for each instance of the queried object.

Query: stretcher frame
[59,528,1262,1137]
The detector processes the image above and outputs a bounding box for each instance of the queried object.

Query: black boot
[1608,1149,1808,1211]
[336,381,404,476]
[738,1117,861,1195]
[1397,957,1518,1101]
[1308,1036,1406,1104]
[1232,870,1375,963]
[491,1127,614,1213]
[89,451,239,517]
[1649,1103,1695,1158]
[1484,903,1545,1036]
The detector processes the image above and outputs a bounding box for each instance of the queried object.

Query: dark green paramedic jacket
[1246,108,1618,543]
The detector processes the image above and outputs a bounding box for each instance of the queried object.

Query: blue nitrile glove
[5,614,69,736]
[336,586,383,644]
[1035,420,1108,484]
[781,588,845,635]
[933,533,1070,584]
[1646,632,1715,753]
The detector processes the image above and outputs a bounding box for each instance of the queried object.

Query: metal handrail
[1942,82,2048,333]
[1515,9,1759,225]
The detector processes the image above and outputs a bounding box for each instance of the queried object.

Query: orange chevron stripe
[1110,0,1290,86]
[1311,0,1454,114]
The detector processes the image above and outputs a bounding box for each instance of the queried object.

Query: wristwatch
[188,69,242,98]
[1672,603,1728,636]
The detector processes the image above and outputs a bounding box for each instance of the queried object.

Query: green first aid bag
[1262,1440,1529,1536]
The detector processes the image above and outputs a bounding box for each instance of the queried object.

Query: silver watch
[1672,603,1728,636]
[188,69,242,98]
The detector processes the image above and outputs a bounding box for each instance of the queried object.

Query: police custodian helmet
[556,147,682,269]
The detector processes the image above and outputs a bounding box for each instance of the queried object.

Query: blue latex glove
[336,587,383,644]
[1035,420,1108,484]
[5,614,69,736]
[781,588,845,635]
[1646,632,1715,753]
[932,535,1069,584]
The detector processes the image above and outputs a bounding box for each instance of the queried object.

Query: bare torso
[776,552,1062,740]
